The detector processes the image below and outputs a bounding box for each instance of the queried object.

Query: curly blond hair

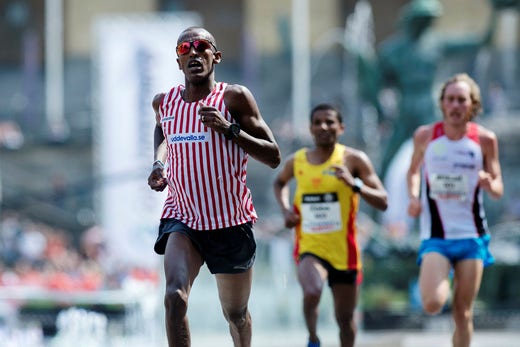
[438,73,482,120]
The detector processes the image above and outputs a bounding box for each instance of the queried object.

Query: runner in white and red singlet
[147,26,280,347]
[407,73,504,347]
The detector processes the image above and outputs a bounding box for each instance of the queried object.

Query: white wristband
[352,177,364,193]
[153,160,164,169]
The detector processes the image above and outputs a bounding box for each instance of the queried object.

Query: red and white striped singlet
[157,82,257,230]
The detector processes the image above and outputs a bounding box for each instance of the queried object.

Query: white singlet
[420,122,488,240]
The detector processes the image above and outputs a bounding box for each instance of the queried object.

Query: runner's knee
[223,306,249,328]
[303,288,321,306]
[164,287,188,316]
[451,302,472,325]
[335,310,354,327]
[422,296,444,314]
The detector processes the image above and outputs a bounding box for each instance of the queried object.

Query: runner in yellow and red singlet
[273,103,388,347]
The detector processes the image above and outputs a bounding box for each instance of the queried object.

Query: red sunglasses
[176,39,217,56]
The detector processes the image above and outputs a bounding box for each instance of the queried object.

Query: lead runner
[147,26,281,347]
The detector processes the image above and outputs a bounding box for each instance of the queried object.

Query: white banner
[92,13,201,268]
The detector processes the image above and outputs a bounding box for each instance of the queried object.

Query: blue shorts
[417,234,495,267]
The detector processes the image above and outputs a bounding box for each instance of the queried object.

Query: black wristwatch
[352,177,364,193]
[225,123,241,140]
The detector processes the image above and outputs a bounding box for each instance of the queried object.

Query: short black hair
[310,103,343,123]
[177,26,218,49]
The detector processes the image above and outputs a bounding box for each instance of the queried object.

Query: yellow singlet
[292,143,361,271]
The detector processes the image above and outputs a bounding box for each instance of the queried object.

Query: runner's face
[176,29,220,82]
[441,81,473,125]
[310,110,344,146]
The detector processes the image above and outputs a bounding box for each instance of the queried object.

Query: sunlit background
[0,0,519,346]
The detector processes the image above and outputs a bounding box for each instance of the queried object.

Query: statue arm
[343,40,386,124]
[443,0,501,55]
[357,54,386,122]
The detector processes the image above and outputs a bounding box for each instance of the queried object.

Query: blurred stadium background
[0,0,519,346]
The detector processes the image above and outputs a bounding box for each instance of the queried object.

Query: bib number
[428,173,468,201]
[301,193,342,233]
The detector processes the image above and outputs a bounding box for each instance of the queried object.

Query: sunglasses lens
[176,42,191,55]
[193,40,212,52]
[176,40,215,56]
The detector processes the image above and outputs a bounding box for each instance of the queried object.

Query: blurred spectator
[0,210,159,292]
[0,121,24,150]
[17,221,47,266]
[80,226,105,263]
[0,211,23,267]
[50,174,68,209]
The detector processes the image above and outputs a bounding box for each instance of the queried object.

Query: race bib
[428,173,468,201]
[301,193,342,233]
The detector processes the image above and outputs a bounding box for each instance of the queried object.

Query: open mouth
[188,60,203,71]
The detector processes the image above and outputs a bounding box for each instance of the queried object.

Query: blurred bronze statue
[367,0,517,178]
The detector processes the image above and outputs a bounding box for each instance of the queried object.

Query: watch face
[230,123,240,137]
[226,123,240,139]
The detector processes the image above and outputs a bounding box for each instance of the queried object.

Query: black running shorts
[154,218,256,274]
